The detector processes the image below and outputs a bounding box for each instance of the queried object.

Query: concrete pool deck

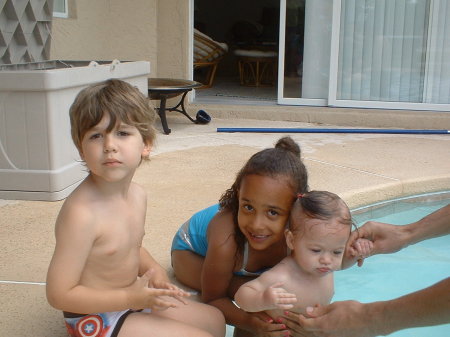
[1,114,450,336]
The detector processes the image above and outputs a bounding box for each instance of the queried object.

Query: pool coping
[342,175,450,209]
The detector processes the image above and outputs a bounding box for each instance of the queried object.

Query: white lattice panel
[0,0,53,64]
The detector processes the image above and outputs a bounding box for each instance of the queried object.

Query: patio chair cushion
[194,29,228,63]
[194,29,228,88]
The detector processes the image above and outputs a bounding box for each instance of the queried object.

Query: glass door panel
[278,0,333,105]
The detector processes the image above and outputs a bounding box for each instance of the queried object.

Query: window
[53,0,68,18]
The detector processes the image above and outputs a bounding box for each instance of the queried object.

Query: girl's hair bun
[275,136,301,157]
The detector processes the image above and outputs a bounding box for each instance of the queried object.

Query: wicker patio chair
[194,29,228,88]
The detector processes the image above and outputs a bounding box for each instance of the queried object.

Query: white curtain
[423,0,450,104]
[301,0,333,99]
[337,0,430,103]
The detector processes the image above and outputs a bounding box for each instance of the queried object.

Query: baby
[235,191,372,327]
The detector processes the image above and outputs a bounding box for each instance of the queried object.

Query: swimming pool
[334,191,450,336]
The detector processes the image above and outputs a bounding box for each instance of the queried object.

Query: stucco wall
[50,0,189,78]
[156,0,190,78]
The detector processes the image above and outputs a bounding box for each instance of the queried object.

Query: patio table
[147,78,202,134]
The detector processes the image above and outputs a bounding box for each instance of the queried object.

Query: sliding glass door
[278,0,450,111]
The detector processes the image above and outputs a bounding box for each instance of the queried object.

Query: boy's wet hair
[219,136,309,256]
[291,190,352,231]
[69,79,156,159]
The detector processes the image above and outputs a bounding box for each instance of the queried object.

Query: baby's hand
[128,269,189,311]
[264,282,297,310]
[353,238,374,267]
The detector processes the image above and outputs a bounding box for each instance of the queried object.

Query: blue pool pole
[216,128,450,135]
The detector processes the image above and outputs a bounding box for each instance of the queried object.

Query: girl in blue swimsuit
[171,137,309,337]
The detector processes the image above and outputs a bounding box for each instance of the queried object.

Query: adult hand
[347,221,409,266]
[295,301,377,337]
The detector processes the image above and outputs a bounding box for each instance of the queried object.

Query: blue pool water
[334,192,450,336]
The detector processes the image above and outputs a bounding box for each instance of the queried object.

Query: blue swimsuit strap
[236,242,268,277]
[242,241,249,269]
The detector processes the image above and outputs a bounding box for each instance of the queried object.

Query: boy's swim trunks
[63,309,151,337]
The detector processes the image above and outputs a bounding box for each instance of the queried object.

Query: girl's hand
[127,269,189,310]
[264,282,297,310]
[277,310,313,337]
[246,312,292,337]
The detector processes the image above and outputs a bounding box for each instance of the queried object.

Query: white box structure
[0,60,150,201]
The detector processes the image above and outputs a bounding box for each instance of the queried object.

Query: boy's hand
[264,282,297,310]
[145,267,171,288]
[144,268,190,304]
[127,270,189,311]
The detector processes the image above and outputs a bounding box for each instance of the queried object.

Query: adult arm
[394,203,450,247]
[293,277,450,337]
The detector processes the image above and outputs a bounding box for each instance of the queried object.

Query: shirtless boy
[46,79,225,337]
